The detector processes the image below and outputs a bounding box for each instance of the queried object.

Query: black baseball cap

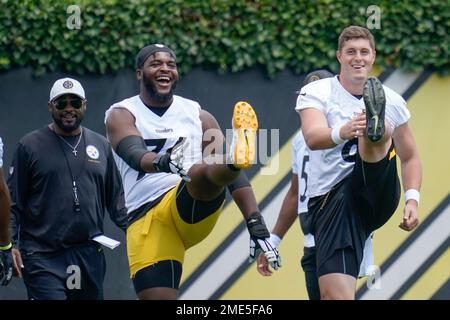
[135,44,176,68]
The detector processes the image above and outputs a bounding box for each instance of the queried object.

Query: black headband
[135,44,176,68]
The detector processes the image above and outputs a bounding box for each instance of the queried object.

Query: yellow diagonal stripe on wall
[358,74,450,294]
[401,246,450,300]
[181,136,294,283]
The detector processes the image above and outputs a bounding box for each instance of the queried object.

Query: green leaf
[0,0,447,76]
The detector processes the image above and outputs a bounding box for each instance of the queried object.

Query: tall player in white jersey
[105,44,281,300]
[297,26,422,299]
[256,70,374,300]
[257,131,375,297]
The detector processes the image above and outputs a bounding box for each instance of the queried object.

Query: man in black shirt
[8,78,127,299]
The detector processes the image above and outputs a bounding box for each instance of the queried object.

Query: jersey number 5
[299,155,309,203]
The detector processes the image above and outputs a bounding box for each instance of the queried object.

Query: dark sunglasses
[52,99,84,110]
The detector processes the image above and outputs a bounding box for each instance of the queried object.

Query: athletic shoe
[230,101,258,169]
[363,76,386,142]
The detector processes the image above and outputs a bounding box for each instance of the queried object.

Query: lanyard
[52,127,86,212]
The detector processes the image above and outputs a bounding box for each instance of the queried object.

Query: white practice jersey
[296,76,411,197]
[291,132,315,248]
[292,131,309,215]
[105,95,203,213]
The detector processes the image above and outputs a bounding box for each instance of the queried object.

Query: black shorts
[298,218,320,300]
[309,142,400,278]
[175,180,226,224]
[21,244,106,300]
[133,260,182,293]
[300,246,320,300]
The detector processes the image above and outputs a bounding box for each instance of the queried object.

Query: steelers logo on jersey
[86,145,99,160]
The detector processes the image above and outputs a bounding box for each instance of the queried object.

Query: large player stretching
[105,44,281,300]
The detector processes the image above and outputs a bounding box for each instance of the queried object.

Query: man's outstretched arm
[300,109,366,150]
[231,186,282,271]
[106,107,190,180]
[272,174,299,238]
[393,123,422,231]
[106,107,158,173]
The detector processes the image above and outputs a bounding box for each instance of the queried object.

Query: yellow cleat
[230,101,258,169]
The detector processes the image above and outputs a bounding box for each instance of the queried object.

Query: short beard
[52,111,83,133]
[142,75,178,106]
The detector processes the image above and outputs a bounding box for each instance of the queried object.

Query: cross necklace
[51,125,84,212]
[55,128,83,156]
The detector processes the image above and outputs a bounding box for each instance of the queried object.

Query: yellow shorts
[126,183,224,278]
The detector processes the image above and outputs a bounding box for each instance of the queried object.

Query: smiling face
[48,94,86,134]
[137,51,179,106]
[337,38,376,92]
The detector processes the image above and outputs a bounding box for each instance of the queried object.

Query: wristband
[269,233,282,248]
[331,126,345,145]
[405,189,420,206]
[0,242,12,251]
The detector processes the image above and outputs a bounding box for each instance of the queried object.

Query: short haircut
[338,26,375,52]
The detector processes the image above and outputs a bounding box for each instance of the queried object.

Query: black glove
[246,212,282,270]
[153,138,191,182]
[0,243,13,286]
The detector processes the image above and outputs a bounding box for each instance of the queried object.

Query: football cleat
[363,76,386,142]
[230,101,258,169]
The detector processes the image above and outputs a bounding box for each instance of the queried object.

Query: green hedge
[0,0,449,76]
